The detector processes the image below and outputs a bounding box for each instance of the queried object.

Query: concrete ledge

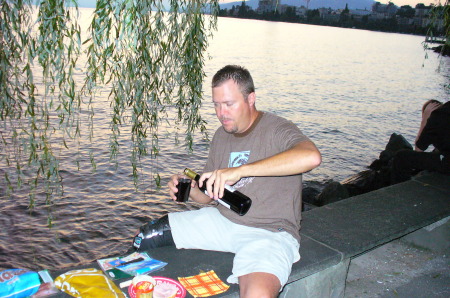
[401,216,450,253]
[281,259,350,298]
[413,171,450,192]
[288,235,342,282]
[140,247,240,296]
[129,235,344,297]
[300,173,450,259]
[49,173,450,297]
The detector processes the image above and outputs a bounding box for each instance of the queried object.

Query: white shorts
[168,207,300,286]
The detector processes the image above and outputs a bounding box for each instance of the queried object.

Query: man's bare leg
[239,272,281,298]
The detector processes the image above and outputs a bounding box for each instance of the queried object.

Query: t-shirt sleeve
[274,120,310,151]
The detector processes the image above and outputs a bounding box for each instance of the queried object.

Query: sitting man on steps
[133,65,322,297]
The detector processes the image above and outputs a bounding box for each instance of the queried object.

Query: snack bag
[54,268,125,298]
[0,269,41,298]
[32,270,59,297]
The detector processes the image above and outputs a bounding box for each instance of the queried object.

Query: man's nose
[216,105,226,117]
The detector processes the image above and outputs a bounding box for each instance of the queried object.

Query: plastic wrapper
[0,269,41,298]
[54,268,125,298]
[97,252,167,279]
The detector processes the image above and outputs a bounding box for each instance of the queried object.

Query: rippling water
[1,9,449,271]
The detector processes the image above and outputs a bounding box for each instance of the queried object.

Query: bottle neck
[184,168,200,182]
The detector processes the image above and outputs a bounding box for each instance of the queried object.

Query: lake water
[1,9,449,271]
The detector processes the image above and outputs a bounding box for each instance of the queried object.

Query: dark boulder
[308,133,413,207]
[315,181,349,206]
[342,133,413,197]
[302,186,321,204]
[373,133,413,169]
[341,169,386,197]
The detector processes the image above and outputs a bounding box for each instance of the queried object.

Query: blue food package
[0,269,41,298]
[116,258,167,276]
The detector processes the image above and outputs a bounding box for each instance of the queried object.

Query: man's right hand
[200,168,242,201]
[168,173,212,204]
[168,174,182,201]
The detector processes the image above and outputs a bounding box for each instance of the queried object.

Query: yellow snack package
[54,268,125,298]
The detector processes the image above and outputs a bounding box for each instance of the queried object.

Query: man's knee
[239,272,280,298]
[132,214,175,251]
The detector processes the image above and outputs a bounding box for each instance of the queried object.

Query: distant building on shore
[251,0,446,34]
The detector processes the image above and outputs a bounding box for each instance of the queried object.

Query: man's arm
[415,102,441,152]
[200,140,322,200]
[187,184,214,204]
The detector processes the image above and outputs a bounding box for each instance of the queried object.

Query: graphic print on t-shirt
[229,151,254,188]
[229,151,250,168]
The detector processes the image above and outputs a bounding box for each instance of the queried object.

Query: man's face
[212,79,254,134]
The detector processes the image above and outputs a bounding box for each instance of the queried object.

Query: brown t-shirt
[204,111,310,243]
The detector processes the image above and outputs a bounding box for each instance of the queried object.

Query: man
[134,65,321,297]
[391,99,450,184]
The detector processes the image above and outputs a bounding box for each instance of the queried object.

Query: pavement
[344,217,450,298]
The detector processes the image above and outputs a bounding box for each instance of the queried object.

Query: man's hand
[169,173,213,204]
[416,101,441,152]
[199,140,322,200]
[422,102,441,122]
[200,168,242,200]
[168,174,183,201]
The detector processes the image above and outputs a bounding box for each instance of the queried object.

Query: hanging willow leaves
[423,1,450,76]
[0,0,219,219]
[1,0,82,213]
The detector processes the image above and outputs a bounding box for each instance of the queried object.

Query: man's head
[212,65,255,100]
[211,65,258,134]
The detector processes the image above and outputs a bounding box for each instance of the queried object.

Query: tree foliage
[424,1,450,60]
[0,0,218,224]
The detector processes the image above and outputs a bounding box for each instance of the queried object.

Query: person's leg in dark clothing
[391,150,445,184]
[132,214,175,251]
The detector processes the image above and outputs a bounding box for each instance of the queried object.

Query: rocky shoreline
[303,133,414,210]
[432,44,450,56]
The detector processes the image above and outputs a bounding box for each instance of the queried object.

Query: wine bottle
[184,168,252,216]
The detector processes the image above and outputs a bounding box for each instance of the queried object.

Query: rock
[309,133,413,207]
[302,186,321,205]
[344,133,413,196]
[315,181,349,206]
[375,133,413,168]
[341,169,386,197]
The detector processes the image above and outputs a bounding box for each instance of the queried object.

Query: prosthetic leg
[132,214,175,251]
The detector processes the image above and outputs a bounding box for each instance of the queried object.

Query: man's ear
[247,92,256,106]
